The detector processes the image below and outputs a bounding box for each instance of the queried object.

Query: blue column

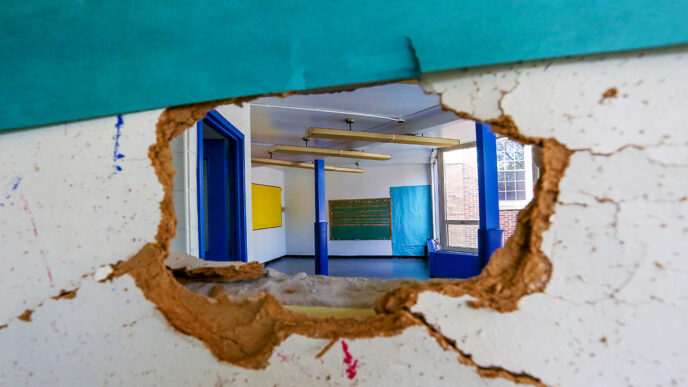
[475,123,504,268]
[314,159,328,275]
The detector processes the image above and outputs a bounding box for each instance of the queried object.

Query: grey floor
[265,257,429,280]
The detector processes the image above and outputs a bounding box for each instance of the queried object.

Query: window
[496,138,534,210]
[435,138,536,252]
[437,144,479,253]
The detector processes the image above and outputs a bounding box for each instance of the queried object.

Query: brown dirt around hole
[112,82,570,385]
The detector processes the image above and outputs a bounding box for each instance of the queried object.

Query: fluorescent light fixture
[268,144,391,161]
[304,127,460,147]
[252,157,365,173]
[251,103,404,122]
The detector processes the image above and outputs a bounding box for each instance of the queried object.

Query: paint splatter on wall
[111,114,125,176]
[341,340,359,379]
[0,176,22,207]
[18,194,54,286]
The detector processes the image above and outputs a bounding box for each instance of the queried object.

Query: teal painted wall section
[391,185,433,256]
[1,1,687,131]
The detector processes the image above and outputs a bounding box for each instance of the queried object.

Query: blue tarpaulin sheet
[391,185,433,256]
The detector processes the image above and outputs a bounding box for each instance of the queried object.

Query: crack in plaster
[408,310,545,386]
[574,192,622,243]
[553,195,686,309]
[1,264,118,331]
[497,78,522,117]
[51,288,78,300]
[571,141,688,165]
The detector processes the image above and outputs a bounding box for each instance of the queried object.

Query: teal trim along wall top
[1,1,687,131]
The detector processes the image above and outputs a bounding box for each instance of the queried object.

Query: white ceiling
[250,83,476,167]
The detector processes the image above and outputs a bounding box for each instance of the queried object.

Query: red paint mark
[276,351,294,362]
[299,366,313,378]
[19,195,54,286]
[341,340,359,379]
[20,195,38,237]
[50,321,61,336]
[40,250,54,286]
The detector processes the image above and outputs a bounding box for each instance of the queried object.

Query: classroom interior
[169,82,541,281]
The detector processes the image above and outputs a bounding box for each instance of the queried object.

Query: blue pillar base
[427,240,482,279]
[314,221,328,275]
[478,228,503,268]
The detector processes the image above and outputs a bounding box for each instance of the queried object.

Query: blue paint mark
[11,177,21,191]
[110,114,125,176]
[0,176,22,207]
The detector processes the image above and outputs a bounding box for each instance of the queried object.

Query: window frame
[496,138,534,211]
[437,142,480,254]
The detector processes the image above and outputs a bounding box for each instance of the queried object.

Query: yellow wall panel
[252,184,282,230]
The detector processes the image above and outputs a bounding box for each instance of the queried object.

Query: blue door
[203,139,230,260]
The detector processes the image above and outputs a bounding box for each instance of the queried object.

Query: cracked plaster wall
[417,45,688,386]
[0,45,686,385]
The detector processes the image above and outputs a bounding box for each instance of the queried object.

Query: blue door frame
[196,110,247,262]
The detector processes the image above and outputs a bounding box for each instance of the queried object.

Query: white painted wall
[0,111,163,325]
[284,164,431,256]
[169,104,253,262]
[170,129,199,255]
[1,47,687,386]
[251,166,286,263]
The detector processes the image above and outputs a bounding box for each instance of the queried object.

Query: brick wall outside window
[499,209,519,244]
[444,162,520,248]
[444,162,479,248]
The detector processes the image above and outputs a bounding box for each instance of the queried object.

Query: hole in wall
[112,75,568,383]
[165,82,544,311]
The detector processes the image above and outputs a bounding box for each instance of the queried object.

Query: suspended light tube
[304,127,460,147]
[251,103,404,122]
[252,157,365,173]
[268,144,391,160]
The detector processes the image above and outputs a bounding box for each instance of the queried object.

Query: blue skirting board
[427,240,482,279]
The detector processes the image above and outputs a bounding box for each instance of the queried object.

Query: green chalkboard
[329,198,391,240]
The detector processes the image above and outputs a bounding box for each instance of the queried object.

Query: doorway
[196,110,247,262]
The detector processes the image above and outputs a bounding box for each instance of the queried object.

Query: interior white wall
[284,164,430,256]
[170,129,199,256]
[169,103,253,262]
[251,166,286,263]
